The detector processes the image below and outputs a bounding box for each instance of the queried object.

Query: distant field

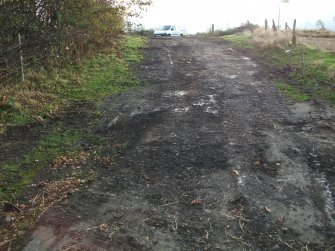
[298,37,335,52]
[296,30,335,52]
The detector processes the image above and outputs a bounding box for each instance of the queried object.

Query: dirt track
[23,37,335,250]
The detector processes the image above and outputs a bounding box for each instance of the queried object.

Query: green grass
[0,35,146,201]
[0,36,147,125]
[130,29,155,37]
[275,83,310,102]
[0,129,83,201]
[224,34,253,49]
[41,36,145,102]
[223,34,335,102]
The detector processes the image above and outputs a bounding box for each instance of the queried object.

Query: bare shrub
[252,28,291,49]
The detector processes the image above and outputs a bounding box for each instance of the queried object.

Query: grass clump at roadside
[0,35,146,199]
[223,30,335,102]
[275,83,310,102]
[0,35,146,249]
[130,28,155,37]
[0,36,146,126]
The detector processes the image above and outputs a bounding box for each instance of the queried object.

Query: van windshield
[159,25,171,30]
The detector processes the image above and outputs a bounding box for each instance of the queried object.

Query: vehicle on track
[154,25,184,36]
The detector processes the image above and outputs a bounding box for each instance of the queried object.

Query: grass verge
[223,32,335,102]
[275,83,310,102]
[0,35,146,249]
[0,35,146,126]
[0,35,146,200]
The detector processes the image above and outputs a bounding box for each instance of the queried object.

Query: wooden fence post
[272,20,277,32]
[18,33,25,83]
[292,19,297,45]
[265,19,268,30]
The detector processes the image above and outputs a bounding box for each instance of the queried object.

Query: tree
[0,0,152,54]
[0,0,151,84]
[316,19,326,30]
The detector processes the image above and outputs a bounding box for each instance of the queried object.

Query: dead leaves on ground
[30,178,86,207]
[0,177,87,249]
[1,151,116,248]
[191,199,202,205]
[49,151,115,172]
[1,95,8,105]
[49,152,90,172]
[94,156,116,167]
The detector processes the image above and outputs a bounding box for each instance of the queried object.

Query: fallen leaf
[254,160,260,165]
[1,95,8,104]
[191,199,201,205]
[36,116,44,123]
[99,223,108,232]
[232,170,239,176]
[9,223,17,230]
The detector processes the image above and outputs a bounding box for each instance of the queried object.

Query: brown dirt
[4,36,335,250]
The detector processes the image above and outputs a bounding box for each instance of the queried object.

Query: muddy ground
[18,36,335,250]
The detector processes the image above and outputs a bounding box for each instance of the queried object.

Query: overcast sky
[136,0,335,33]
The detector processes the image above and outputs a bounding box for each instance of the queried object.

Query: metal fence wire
[0,32,52,87]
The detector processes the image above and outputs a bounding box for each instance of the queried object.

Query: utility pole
[278,3,281,30]
[278,0,289,30]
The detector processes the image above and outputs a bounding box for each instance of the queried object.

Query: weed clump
[252,28,292,49]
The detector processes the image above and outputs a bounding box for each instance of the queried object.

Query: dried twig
[30,193,41,205]
[278,236,295,250]
[171,216,178,231]
[41,192,45,208]
[255,176,262,184]
[207,218,213,231]
[3,202,23,213]
[86,223,108,231]
[239,217,245,232]
[159,201,178,207]
[221,212,238,220]
[7,240,12,251]
[205,229,209,240]
[278,181,287,192]
[224,228,250,247]
[62,244,78,251]
[57,207,68,215]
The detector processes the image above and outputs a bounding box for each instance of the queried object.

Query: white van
[154,25,184,36]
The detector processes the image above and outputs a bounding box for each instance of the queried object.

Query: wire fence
[0,32,52,87]
[0,29,122,88]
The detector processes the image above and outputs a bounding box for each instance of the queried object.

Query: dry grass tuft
[49,152,90,172]
[30,178,85,208]
[252,28,292,49]
[1,83,54,109]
